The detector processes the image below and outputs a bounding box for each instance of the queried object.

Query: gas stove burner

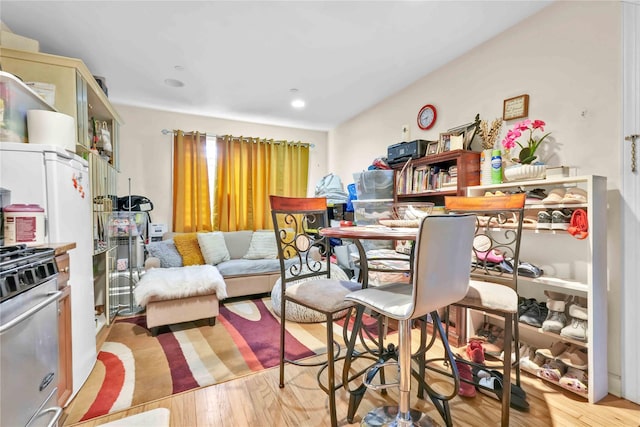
[0,244,57,302]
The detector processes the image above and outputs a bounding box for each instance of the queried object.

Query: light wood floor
[65,337,640,427]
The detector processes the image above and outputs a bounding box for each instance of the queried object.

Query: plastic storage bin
[353,170,395,200]
[352,199,393,226]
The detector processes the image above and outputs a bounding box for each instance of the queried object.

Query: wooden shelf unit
[392,149,480,205]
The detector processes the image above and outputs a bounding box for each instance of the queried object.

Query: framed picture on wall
[503,94,529,121]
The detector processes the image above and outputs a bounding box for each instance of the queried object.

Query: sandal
[474,322,494,341]
[476,249,504,263]
[557,345,588,370]
[517,262,543,278]
[541,188,566,204]
[537,359,566,382]
[483,325,505,356]
[561,188,588,204]
[559,367,588,393]
[472,367,530,411]
[525,188,548,201]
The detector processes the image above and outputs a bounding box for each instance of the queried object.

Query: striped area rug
[65,297,380,424]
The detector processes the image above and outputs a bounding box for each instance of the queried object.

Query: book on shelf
[397,163,458,194]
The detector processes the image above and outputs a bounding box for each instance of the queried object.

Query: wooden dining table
[319,225,419,241]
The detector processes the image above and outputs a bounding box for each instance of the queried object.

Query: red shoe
[455,361,476,397]
[568,209,588,240]
[466,339,485,364]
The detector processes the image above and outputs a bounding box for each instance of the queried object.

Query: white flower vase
[503,164,547,182]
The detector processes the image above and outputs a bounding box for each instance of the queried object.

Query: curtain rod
[161,129,314,148]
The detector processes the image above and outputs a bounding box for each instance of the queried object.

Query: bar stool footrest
[364,361,399,391]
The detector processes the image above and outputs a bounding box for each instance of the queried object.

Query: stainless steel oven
[0,245,62,427]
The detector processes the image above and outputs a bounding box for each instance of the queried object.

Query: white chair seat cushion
[456,279,518,313]
[288,279,361,313]
[271,264,358,322]
[345,282,413,320]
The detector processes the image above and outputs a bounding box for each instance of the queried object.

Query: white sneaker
[569,303,588,320]
[561,318,588,342]
[542,298,567,332]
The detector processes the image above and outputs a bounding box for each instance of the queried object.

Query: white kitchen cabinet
[466,175,607,403]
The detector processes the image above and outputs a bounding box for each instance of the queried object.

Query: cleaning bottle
[491,149,502,184]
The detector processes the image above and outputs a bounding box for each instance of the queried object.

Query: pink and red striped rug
[65,297,381,424]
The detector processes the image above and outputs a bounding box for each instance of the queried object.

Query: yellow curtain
[172,130,212,232]
[214,135,309,231]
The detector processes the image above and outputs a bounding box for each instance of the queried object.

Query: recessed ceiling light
[291,99,305,109]
[164,78,184,87]
[174,65,184,71]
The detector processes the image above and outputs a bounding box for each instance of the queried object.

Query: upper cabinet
[0,47,122,168]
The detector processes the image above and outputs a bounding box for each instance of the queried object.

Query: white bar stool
[344,214,476,426]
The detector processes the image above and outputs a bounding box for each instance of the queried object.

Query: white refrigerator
[0,141,96,401]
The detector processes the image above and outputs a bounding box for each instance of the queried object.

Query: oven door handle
[38,405,63,427]
[0,291,62,334]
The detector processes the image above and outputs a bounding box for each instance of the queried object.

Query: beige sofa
[145,230,282,298]
[140,230,282,333]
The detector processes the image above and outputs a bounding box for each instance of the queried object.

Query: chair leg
[376,313,388,394]
[514,316,521,387]
[501,313,513,427]
[279,301,286,389]
[343,306,367,423]
[326,313,338,427]
[416,316,428,400]
[397,319,412,423]
[421,311,457,427]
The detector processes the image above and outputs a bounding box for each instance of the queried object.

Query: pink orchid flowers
[502,119,551,164]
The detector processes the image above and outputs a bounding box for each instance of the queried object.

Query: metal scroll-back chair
[442,193,527,427]
[269,195,362,427]
[343,214,476,426]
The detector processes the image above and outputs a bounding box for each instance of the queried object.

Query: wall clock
[417,104,437,130]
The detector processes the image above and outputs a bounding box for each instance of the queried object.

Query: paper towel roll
[27,110,75,152]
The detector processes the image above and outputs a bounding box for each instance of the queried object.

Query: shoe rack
[465,175,607,404]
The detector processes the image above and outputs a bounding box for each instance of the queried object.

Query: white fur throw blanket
[134,265,228,307]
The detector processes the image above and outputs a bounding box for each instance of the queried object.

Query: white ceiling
[1,1,551,131]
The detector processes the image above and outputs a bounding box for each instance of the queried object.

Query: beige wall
[114,104,328,229]
[329,1,623,393]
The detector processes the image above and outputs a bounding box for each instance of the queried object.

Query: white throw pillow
[197,232,231,265]
[243,230,278,260]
